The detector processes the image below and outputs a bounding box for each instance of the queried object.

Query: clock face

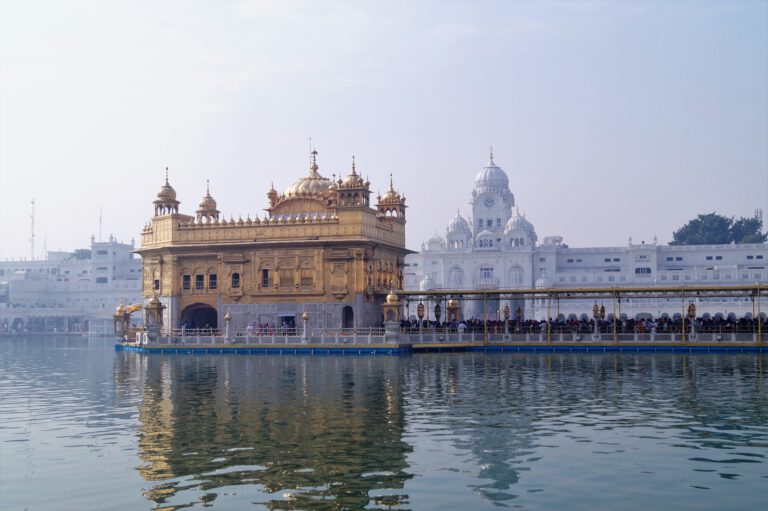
[484,197,495,208]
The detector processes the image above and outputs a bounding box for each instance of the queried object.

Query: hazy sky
[1,0,766,259]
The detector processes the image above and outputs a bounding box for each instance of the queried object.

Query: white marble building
[405,152,767,320]
[0,236,142,333]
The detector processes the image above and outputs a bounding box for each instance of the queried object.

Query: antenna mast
[30,199,35,260]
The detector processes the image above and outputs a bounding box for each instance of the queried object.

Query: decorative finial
[352,155,356,173]
[389,173,394,191]
[206,179,210,195]
[310,148,318,174]
[489,146,494,163]
[165,167,169,184]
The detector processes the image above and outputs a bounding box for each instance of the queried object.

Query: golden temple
[137,151,409,333]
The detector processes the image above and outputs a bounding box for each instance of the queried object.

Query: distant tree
[670,212,767,245]
[72,249,92,260]
[731,216,768,243]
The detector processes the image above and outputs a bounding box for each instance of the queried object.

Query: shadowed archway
[181,304,218,329]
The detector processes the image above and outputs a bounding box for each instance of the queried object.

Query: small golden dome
[115,303,126,315]
[198,182,217,211]
[448,299,459,308]
[148,294,161,306]
[379,174,402,204]
[341,156,365,188]
[386,290,399,304]
[156,168,177,201]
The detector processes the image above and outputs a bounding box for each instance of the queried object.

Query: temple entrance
[181,304,218,329]
[342,306,354,329]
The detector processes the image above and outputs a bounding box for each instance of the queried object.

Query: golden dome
[341,156,365,188]
[447,299,459,308]
[156,168,177,201]
[115,302,126,315]
[197,180,217,211]
[284,150,333,198]
[379,174,403,204]
[148,294,161,306]
[386,289,399,304]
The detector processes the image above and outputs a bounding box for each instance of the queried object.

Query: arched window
[231,272,241,288]
[449,267,464,287]
[509,267,523,286]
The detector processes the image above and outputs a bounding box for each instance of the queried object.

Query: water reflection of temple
[126,353,412,509]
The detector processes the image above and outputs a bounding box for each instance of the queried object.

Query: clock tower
[471,149,514,242]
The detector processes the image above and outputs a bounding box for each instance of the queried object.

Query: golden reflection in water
[122,355,412,509]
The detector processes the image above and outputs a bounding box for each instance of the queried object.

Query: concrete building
[0,236,142,333]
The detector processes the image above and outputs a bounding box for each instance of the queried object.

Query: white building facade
[405,153,768,321]
[0,236,142,333]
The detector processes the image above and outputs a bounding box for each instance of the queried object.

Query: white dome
[446,212,470,233]
[426,235,445,251]
[420,273,437,291]
[473,156,509,193]
[504,210,535,234]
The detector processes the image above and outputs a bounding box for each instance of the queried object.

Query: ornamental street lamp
[417,301,425,339]
[516,306,523,332]
[302,310,309,343]
[434,302,442,328]
[503,304,511,340]
[687,302,696,341]
[593,303,600,340]
[224,310,232,342]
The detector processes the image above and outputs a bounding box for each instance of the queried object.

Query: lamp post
[600,303,606,342]
[224,310,232,343]
[417,301,424,341]
[302,310,309,343]
[687,302,696,342]
[503,303,511,341]
[593,303,600,341]
[516,306,522,333]
[434,301,442,329]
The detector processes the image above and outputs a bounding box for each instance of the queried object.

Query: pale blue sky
[1,0,766,258]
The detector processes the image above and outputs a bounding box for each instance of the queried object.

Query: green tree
[731,216,768,243]
[670,212,767,245]
[72,249,92,260]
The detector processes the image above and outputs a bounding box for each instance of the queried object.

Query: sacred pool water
[1,337,766,510]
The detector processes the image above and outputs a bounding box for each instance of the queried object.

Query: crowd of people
[400,313,768,335]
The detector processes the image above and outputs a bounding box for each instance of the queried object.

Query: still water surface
[1,337,767,510]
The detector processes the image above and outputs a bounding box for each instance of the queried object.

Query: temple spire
[489,145,495,164]
[310,148,319,176]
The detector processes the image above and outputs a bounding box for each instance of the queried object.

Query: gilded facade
[138,152,408,332]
